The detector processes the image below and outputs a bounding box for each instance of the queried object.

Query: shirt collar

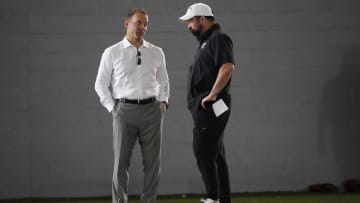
[122,36,149,48]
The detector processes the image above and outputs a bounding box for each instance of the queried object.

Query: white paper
[212,99,229,117]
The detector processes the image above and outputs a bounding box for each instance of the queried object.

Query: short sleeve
[213,33,234,68]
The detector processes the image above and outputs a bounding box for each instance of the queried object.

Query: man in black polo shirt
[179,3,235,203]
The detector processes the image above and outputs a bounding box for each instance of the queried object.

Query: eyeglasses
[136,50,141,65]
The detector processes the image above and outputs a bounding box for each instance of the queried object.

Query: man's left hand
[161,101,168,111]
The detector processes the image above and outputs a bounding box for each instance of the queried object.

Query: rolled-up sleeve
[95,49,115,112]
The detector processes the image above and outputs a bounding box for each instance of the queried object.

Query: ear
[124,20,129,29]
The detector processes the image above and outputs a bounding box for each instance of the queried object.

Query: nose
[140,23,147,30]
[187,23,192,30]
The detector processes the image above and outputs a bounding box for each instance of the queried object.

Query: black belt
[116,97,156,105]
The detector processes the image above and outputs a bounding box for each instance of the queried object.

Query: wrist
[208,93,217,100]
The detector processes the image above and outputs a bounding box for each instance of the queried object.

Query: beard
[190,28,201,37]
[134,30,145,40]
[189,23,203,37]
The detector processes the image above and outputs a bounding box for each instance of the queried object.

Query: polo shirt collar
[122,36,149,48]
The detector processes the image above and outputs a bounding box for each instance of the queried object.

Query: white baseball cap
[179,3,214,21]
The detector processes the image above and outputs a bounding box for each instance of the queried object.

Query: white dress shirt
[95,37,170,112]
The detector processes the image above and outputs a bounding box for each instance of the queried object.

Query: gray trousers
[112,100,165,203]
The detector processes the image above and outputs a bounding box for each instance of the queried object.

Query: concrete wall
[1,0,360,198]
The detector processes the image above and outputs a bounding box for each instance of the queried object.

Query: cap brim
[179,13,194,21]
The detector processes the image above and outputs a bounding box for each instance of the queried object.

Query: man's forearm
[208,63,234,98]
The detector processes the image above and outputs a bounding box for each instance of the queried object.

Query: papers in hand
[212,99,229,117]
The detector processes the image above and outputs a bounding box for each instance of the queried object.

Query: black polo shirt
[187,24,234,112]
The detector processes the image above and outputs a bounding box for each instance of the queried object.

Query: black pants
[191,103,231,203]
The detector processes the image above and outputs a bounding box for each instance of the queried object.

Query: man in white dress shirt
[95,8,170,203]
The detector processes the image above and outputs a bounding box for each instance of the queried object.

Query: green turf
[1,193,360,203]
